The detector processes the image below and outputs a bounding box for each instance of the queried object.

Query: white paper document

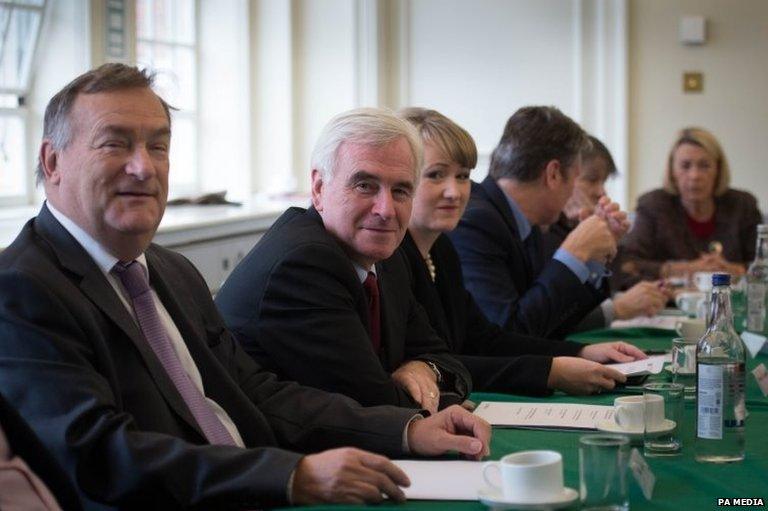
[611,314,681,330]
[391,460,483,500]
[474,402,614,430]
[608,354,667,376]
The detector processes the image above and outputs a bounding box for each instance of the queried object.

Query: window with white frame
[134,0,197,198]
[0,0,45,205]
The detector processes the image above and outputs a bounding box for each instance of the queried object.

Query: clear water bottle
[746,224,768,336]
[695,273,746,463]
[730,276,746,333]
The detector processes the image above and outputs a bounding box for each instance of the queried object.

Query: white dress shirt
[47,203,245,447]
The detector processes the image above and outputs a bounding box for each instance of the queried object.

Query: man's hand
[613,281,670,319]
[547,357,627,395]
[560,215,617,263]
[392,360,440,414]
[594,196,630,240]
[579,341,647,363]
[291,448,410,505]
[408,405,490,460]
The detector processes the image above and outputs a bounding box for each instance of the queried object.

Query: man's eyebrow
[92,125,171,139]
[92,125,133,139]
[346,170,379,184]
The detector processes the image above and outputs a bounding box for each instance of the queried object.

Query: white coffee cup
[675,318,707,340]
[693,271,717,292]
[675,291,706,317]
[613,394,664,431]
[482,450,564,502]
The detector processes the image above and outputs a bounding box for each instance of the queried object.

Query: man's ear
[542,159,562,189]
[39,140,60,185]
[310,168,324,211]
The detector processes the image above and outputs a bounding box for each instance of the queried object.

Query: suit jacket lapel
[480,176,536,282]
[375,261,400,369]
[35,206,205,439]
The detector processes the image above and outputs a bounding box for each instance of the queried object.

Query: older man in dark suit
[216,108,471,414]
[0,64,489,510]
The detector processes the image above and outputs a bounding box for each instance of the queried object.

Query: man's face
[545,156,581,224]
[312,137,416,269]
[44,87,170,256]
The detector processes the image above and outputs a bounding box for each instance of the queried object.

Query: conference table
[279,327,768,510]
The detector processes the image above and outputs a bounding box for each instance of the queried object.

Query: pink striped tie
[113,261,236,446]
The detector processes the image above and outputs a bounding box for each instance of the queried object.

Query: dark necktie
[525,225,544,278]
[113,261,236,446]
[363,272,381,353]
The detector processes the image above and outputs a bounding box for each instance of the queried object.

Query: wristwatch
[424,361,443,384]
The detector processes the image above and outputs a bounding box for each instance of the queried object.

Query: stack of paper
[391,460,483,500]
[611,315,681,330]
[473,402,614,430]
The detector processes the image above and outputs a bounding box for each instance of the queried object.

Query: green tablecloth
[280,328,768,510]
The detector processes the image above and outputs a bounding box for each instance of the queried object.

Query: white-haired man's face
[312,137,415,269]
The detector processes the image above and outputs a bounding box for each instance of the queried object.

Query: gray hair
[310,107,423,183]
[36,62,172,185]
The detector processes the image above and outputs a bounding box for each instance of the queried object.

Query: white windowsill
[0,194,310,251]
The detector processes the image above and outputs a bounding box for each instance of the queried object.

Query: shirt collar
[46,201,149,278]
[502,193,533,241]
[353,262,377,283]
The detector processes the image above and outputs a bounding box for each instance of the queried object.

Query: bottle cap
[712,273,730,286]
[758,224,768,234]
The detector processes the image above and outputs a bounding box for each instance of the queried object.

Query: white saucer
[478,487,578,510]
[595,419,676,440]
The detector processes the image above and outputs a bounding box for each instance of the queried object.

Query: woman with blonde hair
[621,127,762,284]
[398,107,646,396]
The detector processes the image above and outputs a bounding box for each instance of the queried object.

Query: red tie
[363,272,381,353]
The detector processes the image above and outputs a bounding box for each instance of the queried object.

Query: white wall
[406,0,579,178]
[198,0,251,201]
[629,0,768,212]
[292,0,357,192]
[255,0,629,201]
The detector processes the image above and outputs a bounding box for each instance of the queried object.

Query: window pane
[137,43,195,111]
[9,1,45,7]
[0,94,18,107]
[168,115,196,194]
[172,0,195,45]
[0,6,42,90]
[135,0,154,39]
[149,0,171,41]
[0,115,26,197]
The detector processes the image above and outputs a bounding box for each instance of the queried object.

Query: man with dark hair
[0,64,490,510]
[542,134,671,330]
[449,106,631,339]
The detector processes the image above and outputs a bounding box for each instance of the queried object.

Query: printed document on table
[611,315,681,330]
[391,460,483,500]
[473,402,613,430]
[608,355,667,376]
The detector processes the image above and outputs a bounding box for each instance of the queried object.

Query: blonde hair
[663,127,730,197]
[397,107,477,172]
[310,107,423,183]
